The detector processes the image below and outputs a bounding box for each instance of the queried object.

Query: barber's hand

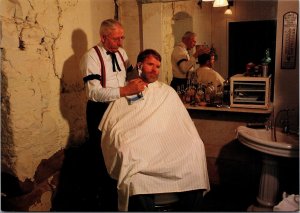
[193,46,210,58]
[120,78,148,97]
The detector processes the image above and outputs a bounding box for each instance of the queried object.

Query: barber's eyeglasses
[107,36,125,42]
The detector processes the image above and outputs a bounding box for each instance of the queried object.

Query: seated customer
[99,49,210,211]
[195,53,225,89]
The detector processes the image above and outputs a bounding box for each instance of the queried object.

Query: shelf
[185,103,273,114]
[230,74,271,109]
[235,89,266,92]
[233,101,265,104]
[233,82,266,86]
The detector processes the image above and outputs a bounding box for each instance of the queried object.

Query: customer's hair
[182,31,196,40]
[137,49,162,63]
[100,19,123,36]
[198,53,211,65]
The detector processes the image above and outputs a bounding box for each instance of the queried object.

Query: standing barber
[79,18,146,210]
[170,31,208,91]
[80,18,146,149]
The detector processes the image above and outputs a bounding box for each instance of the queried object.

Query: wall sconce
[213,0,228,7]
[224,0,233,15]
[198,0,230,9]
[224,6,232,15]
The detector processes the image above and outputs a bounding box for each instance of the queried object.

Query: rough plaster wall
[119,0,141,65]
[1,0,114,182]
[162,3,174,84]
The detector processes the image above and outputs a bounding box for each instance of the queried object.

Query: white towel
[273,192,299,212]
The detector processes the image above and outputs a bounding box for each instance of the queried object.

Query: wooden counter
[185,103,273,114]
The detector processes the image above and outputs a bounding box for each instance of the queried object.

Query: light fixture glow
[202,0,214,1]
[213,0,229,7]
[224,6,232,15]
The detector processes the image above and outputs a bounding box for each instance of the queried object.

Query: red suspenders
[93,46,126,88]
[93,46,106,88]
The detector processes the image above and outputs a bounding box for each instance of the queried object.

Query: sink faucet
[281,110,290,134]
[265,115,273,130]
[274,108,290,142]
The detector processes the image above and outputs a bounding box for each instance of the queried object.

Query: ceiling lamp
[213,0,229,7]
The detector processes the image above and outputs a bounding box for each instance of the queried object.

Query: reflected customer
[195,53,225,89]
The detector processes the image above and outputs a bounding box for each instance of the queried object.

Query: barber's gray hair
[100,19,123,36]
[182,31,196,40]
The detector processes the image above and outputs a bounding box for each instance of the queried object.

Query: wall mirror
[228,20,277,100]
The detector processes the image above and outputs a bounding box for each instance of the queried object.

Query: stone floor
[50,141,262,212]
[2,140,299,212]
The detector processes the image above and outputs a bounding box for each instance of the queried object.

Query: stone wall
[1,0,114,210]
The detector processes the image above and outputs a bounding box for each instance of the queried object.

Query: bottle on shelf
[222,79,230,106]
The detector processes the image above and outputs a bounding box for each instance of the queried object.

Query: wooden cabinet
[230,74,271,109]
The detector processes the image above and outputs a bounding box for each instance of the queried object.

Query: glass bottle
[205,82,215,105]
[181,84,186,103]
[195,83,204,105]
[177,85,182,102]
[222,79,230,106]
[215,84,223,105]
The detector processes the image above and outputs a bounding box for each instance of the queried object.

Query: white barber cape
[99,81,210,211]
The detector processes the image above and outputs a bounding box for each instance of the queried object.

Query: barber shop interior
[1,0,299,212]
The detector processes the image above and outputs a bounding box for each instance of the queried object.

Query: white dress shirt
[196,66,225,89]
[80,43,130,102]
[171,42,196,79]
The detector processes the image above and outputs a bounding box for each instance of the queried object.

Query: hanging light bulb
[224,5,232,14]
[213,0,229,7]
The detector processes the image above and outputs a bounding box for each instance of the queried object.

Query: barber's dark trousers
[85,100,117,210]
[86,100,109,149]
[128,189,205,211]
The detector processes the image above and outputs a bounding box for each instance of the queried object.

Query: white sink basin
[236,126,299,158]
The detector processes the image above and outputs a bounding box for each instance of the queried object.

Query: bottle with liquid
[177,85,183,102]
[215,84,223,105]
[261,48,271,77]
[205,82,215,105]
[180,84,186,103]
[222,79,230,106]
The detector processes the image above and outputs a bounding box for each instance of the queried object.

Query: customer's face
[140,55,160,83]
[101,26,125,52]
